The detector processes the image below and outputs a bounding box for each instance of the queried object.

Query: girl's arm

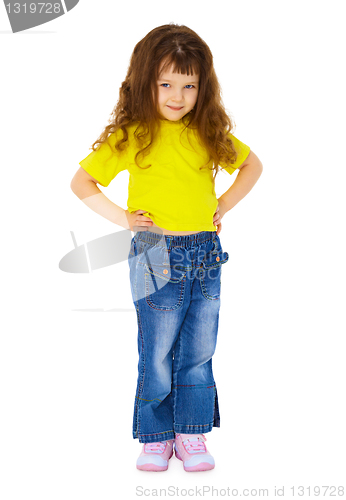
[70,167,129,228]
[218,150,263,214]
[70,167,153,231]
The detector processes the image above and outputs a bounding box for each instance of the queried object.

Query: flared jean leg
[132,297,183,443]
[172,274,221,434]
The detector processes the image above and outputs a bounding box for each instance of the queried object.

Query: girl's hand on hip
[125,209,153,231]
[213,199,227,236]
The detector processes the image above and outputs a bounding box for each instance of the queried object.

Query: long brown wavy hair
[90,23,239,179]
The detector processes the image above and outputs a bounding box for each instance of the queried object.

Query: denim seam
[131,253,139,436]
[174,422,214,427]
[213,386,216,425]
[213,386,219,426]
[173,330,183,428]
[173,384,216,389]
[134,269,145,440]
[138,430,174,437]
[136,396,162,403]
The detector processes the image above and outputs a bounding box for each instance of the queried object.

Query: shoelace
[183,438,207,454]
[144,442,166,454]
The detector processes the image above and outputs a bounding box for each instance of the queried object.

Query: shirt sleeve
[79,130,128,187]
[221,134,251,175]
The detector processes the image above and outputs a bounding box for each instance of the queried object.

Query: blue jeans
[128,230,229,443]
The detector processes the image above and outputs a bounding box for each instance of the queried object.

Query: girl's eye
[160,84,195,89]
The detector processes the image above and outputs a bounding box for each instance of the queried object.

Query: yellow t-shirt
[79,119,250,231]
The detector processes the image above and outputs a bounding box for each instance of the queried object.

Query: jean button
[216,257,220,262]
[163,269,168,274]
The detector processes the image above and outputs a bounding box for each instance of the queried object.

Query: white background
[1,0,345,498]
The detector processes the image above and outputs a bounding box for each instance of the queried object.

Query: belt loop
[212,234,218,253]
[162,234,171,266]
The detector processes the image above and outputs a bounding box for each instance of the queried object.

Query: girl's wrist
[217,197,229,216]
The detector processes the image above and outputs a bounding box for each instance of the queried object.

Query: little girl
[71,23,263,472]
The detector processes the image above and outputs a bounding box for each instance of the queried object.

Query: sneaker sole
[136,449,173,472]
[175,449,215,472]
[136,463,168,471]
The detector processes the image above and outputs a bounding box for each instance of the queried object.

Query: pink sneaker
[136,440,174,471]
[174,434,215,472]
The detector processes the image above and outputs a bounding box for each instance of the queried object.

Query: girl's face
[156,64,199,121]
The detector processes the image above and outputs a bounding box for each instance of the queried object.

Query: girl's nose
[171,90,183,102]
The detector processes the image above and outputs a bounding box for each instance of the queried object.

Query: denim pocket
[199,249,229,301]
[143,261,186,311]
